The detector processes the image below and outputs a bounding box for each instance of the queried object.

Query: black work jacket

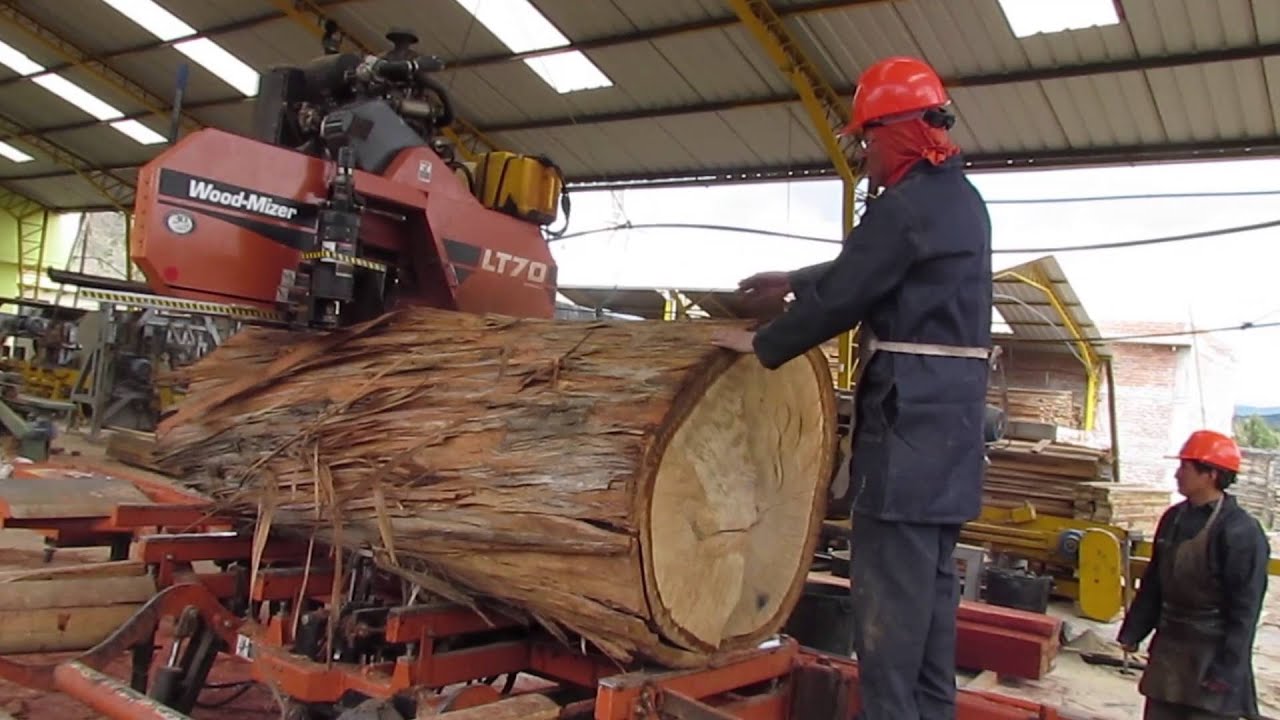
[753,155,993,524]
[1118,494,1270,713]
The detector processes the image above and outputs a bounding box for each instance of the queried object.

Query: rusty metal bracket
[656,688,738,719]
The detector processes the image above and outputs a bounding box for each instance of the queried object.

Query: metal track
[74,288,288,325]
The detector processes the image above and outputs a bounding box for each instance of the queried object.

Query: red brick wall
[996,331,1235,490]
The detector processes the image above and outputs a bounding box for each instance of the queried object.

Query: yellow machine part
[2,361,78,401]
[473,151,564,226]
[1076,529,1124,622]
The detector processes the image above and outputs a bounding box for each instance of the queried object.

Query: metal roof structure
[1,0,1278,212]
[992,254,1110,358]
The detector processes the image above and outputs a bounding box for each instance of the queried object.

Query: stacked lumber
[105,429,163,473]
[956,602,1061,680]
[0,561,156,653]
[154,308,838,668]
[983,440,1113,517]
[1074,483,1170,535]
[985,387,1077,427]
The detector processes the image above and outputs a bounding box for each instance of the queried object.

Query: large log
[156,308,838,667]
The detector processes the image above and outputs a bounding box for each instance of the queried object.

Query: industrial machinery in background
[67,287,239,437]
[0,298,85,400]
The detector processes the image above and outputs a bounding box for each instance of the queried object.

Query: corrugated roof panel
[608,0,723,26]
[40,126,161,168]
[0,151,65,181]
[532,0,645,38]
[18,0,156,57]
[584,44,711,110]
[6,174,122,211]
[1,82,89,130]
[792,3,917,83]
[160,0,275,30]
[652,112,773,170]
[330,0,508,60]
[1265,57,1280,132]
[647,27,791,101]
[107,49,229,107]
[187,102,254,136]
[459,62,632,124]
[716,104,828,169]
[437,69,529,124]
[1258,0,1280,43]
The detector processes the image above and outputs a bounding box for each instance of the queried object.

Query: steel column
[263,0,501,163]
[0,188,52,301]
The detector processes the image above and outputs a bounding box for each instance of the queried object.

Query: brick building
[996,320,1237,489]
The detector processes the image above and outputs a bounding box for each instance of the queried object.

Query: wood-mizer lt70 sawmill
[0,27,1085,720]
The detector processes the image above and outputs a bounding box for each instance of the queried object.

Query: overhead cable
[984,189,1280,204]
[548,217,1280,253]
[1010,320,1280,347]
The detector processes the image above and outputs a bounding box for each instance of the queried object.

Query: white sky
[548,157,1280,407]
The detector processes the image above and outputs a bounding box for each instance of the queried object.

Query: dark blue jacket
[753,155,993,524]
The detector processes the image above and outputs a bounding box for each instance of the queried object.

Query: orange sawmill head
[129,126,558,326]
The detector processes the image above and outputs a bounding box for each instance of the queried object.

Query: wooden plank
[0,559,146,583]
[0,575,156,610]
[0,605,143,653]
[419,693,560,719]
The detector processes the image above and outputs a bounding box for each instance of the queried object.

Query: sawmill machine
[118,26,565,330]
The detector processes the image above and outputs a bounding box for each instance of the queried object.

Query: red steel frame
[0,471,1085,720]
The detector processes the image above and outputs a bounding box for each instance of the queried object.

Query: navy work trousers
[850,515,963,720]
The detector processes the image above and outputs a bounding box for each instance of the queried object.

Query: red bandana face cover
[866,118,961,188]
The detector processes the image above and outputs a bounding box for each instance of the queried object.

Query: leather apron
[1138,499,1232,715]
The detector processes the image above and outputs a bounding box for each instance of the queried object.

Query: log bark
[156,308,837,667]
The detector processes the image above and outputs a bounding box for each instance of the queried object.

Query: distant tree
[1234,415,1280,450]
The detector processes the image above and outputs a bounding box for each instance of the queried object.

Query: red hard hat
[1172,430,1242,473]
[839,56,949,137]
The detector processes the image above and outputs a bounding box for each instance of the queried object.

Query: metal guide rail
[74,287,289,325]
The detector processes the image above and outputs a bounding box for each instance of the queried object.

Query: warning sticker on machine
[158,169,318,226]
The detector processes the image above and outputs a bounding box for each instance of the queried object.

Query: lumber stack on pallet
[985,387,1078,428]
[155,308,838,668]
[0,561,156,653]
[1074,482,1170,535]
[983,440,1114,518]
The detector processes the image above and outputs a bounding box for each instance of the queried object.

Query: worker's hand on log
[737,271,791,303]
[710,328,756,354]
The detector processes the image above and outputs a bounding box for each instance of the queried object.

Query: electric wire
[1005,320,1280,347]
[984,189,1280,204]
[548,217,1280,254]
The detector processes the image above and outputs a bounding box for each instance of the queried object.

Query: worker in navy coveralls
[1117,430,1269,720]
[711,56,993,719]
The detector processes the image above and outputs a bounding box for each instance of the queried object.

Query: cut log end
[646,351,835,653]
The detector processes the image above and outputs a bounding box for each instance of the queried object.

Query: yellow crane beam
[725,0,860,388]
